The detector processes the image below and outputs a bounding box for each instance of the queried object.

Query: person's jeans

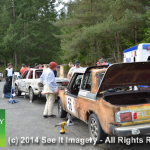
[4,88,14,98]
[4,93,13,98]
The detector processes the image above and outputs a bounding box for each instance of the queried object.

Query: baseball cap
[75,60,80,65]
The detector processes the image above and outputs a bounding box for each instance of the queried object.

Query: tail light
[115,110,137,123]
[133,112,137,119]
[134,51,137,56]
[61,82,68,86]
[38,83,43,87]
[120,112,132,122]
[123,54,125,58]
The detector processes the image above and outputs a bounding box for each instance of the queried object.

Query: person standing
[98,58,111,66]
[35,63,39,69]
[68,62,74,68]
[96,62,100,66]
[20,64,27,76]
[40,62,58,118]
[5,63,14,85]
[67,60,81,81]
[39,64,43,69]
[56,66,61,77]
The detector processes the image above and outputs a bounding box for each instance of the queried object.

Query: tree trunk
[90,0,92,12]
[135,5,139,44]
[135,25,139,44]
[115,32,120,62]
[94,39,97,65]
[13,0,17,71]
[24,13,26,53]
[15,50,17,71]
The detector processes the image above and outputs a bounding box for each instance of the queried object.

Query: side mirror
[18,76,21,79]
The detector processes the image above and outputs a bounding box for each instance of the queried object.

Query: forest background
[0,0,150,72]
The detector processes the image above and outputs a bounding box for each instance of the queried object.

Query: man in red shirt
[20,64,27,76]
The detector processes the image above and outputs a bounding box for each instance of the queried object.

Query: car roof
[73,65,109,74]
[73,67,87,74]
[27,69,43,71]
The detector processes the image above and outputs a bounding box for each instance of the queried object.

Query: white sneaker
[12,93,16,97]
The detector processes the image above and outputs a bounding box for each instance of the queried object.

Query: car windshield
[96,72,105,87]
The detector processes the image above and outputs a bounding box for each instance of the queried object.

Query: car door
[19,70,29,92]
[65,73,83,116]
[24,70,33,92]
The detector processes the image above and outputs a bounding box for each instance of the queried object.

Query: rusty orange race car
[58,62,150,144]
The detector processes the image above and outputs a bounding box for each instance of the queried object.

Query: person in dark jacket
[3,77,13,98]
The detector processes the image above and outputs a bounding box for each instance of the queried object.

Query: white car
[123,43,150,62]
[15,68,69,102]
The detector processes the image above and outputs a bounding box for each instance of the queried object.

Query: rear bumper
[108,123,150,136]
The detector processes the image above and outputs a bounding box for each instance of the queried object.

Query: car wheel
[58,99,67,118]
[29,87,37,101]
[15,85,21,96]
[88,113,107,144]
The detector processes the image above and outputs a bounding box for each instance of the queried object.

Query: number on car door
[66,96,76,114]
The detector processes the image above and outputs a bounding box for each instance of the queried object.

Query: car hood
[97,62,150,93]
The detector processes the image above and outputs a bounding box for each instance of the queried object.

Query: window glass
[28,71,33,79]
[82,72,92,91]
[22,70,29,79]
[68,73,83,96]
[96,72,105,87]
[35,70,42,79]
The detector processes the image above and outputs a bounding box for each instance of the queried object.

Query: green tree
[55,0,150,64]
[0,0,62,70]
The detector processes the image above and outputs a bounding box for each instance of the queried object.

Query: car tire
[88,113,107,144]
[29,87,37,100]
[58,99,67,118]
[55,97,59,102]
[15,85,21,96]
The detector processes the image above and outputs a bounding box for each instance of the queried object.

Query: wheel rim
[29,88,33,100]
[58,102,62,115]
[90,118,98,140]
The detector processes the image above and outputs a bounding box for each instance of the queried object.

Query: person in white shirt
[5,63,14,85]
[67,60,81,82]
[40,62,58,118]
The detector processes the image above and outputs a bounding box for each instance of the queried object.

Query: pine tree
[55,0,150,64]
[0,0,62,70]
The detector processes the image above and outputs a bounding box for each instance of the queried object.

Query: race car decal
[66,96,76,114]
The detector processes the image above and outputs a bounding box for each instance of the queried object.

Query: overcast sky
[55,0,70,11]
